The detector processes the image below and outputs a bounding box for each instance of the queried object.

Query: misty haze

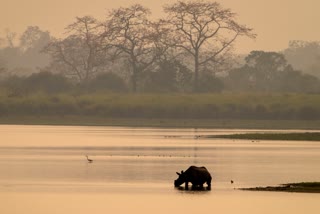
[1,1,320,214]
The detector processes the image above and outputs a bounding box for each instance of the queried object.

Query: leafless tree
[45,16,106,83]
[19,26,51,52]
[4,29,17,48]
[103,4,166,92]
[164,0,256,92]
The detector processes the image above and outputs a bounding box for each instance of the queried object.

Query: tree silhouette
[104,4,166,92]
[45,16,106,83]
[164,0,255,92]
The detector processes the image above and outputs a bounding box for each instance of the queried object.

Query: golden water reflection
[1,125,320,214]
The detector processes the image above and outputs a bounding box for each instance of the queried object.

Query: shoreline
[209,132,320,141]
[240,182,320,193]
[1,116,320,129]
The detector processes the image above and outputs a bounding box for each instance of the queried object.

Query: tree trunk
[194,50,199,92]
[132,63,138,93]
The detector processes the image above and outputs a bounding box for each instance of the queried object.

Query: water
[1,125,320,214]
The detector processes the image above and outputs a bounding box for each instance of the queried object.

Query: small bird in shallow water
[231,180,234,184]
[86,155,93,163]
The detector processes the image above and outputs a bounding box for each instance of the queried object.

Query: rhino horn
[176,172,181,175]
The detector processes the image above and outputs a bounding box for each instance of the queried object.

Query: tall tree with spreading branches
[45,16,106,83]
[104,4,166,92]
[164,0,256,92]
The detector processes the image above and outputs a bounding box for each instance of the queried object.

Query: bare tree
[18,26,52,69]
[45,16,106,83]
[164,0,256,92]
[19,26,51,52]
[4,29,17,48]
[104,4,165,92]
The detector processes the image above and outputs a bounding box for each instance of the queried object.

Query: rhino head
[174,170,186,187]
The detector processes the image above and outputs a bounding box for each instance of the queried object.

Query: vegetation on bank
[210,132,320,141]
[1,92,320,129]
[2,116,320,129]
[240,182,320,193]
[1,92,320,121]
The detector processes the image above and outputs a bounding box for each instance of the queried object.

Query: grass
[240,182,320,193]
[210,132,320,141]
[2,116,320,129]
[2,92,320,128]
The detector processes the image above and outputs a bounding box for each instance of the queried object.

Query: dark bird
[86,155,93,163]
[231,180,234,184]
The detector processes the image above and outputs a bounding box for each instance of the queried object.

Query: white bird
[86,155,93,163]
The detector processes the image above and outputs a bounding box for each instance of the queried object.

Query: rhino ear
[176,172,181,175]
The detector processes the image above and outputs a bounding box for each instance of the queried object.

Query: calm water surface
[0,125,320,214]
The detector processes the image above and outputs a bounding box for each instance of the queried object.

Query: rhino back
[185,166,211,180]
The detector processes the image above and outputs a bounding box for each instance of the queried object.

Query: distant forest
[0,1,320,95]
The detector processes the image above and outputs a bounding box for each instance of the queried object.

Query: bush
[86,73,128,92]
[0,72,72,95]
[1,92,320,120]
[197,74,224,93]
[25,71,72,93]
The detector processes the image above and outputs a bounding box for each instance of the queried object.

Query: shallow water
[0,125,320,214]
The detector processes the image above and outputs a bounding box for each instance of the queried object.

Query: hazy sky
[1,0,319,53]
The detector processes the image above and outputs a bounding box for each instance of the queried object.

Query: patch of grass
[240,182,320,193]
[210,132,320,141]
[2,117,320,129]
[2,92,320,123]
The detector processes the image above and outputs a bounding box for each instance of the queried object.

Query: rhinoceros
[174,166,212,190]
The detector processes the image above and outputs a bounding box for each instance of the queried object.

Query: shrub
[25,71,72,93]
[86,73,128,92]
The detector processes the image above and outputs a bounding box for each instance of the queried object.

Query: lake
[0,125,320,214]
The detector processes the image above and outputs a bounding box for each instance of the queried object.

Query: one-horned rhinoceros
[174,166,212,190]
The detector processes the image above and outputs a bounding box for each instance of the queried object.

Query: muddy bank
[240,182,320,193]
[210,132,320,141]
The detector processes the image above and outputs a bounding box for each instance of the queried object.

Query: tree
[4,29,17,48]
[19,26,51,69]
[143,59,180,92]
[0,26,51,76]
[0,71,71,95]
[104,4,165,92]
[20,26,51,52]
[245,51,291,91]
[283,40,320,78]
[164,0,255,92]
[228,51,292,91]
[45,16,106,83]
[226,50,320,93]
[86,72,128,92]
[197,72,224,93]
[141,58,196,93]
[0,59,7,79]
[24,71,71,93]
[279,69,320,93]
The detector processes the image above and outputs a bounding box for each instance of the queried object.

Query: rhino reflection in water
[174,166,212,190]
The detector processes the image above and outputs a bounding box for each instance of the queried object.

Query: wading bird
[86,155,93,163]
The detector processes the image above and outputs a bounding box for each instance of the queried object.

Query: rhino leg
[207,180,211,190]
[185,181,189,190]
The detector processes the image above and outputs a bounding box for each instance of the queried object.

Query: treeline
[0,93,320,120]
[1,50,320,95]
[225,51,320,93]
[0,0,319,97]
